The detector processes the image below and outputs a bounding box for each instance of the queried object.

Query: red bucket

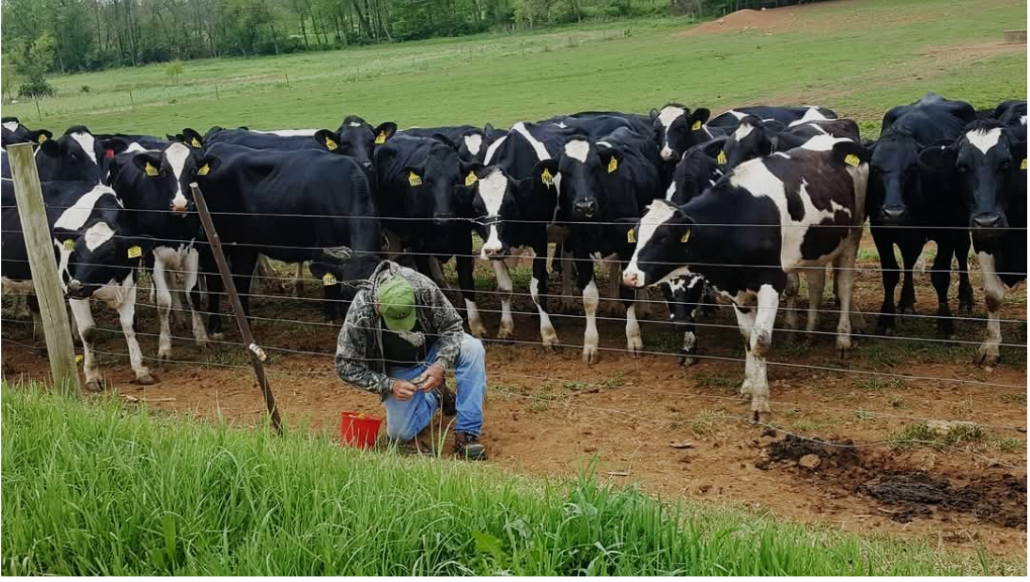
[340,412,382,449]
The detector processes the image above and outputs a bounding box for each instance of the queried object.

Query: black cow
[95,133,169,153]
[195,143,382,334]
[109,142,212,358]
[867,93,977,338]
[623,136,869,421]
[707,105,838,129]
[35,126,122,184]
[993,100,1027,127]
[399,124,503,162]
[918,121,1027,365]
[1,117,52,148]
[1,179,155,390]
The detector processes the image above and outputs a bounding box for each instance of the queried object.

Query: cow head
[457,129,489,162]
[315,116,397,171]
[130,142,219,216]
[622,200,694,289]
[919,121,1027,246]
[867,129,924,226]
[650,104,711,162]
[37,126,120,184]
[460,165,546,260]
[409,139,463,226]
[1,117,52,148]
[666,138,726,205]
[718,116,787,169]
[543,136,627,222]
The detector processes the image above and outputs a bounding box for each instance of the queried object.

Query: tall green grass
[2,384,1020,575]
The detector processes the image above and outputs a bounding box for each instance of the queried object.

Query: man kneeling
[335,260,487,460]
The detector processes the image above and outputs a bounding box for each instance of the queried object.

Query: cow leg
[782,272,800,331]
[898,239,921,315]
[605,260,623,317]
[456,254,485,337]
[624,284,643,356]
[530,247,559,349]
[203,251,224,340]
[804,267,826,339]
[974,252,1005,366]
[25,294,42,341]
[930,238,957,339]
[579,255,600,364]
[955,235,974,313]
[733,304,757,400]
[117,285,154,384]
[183,248,209,347]
[231,252,259,318]
[749,285,778,422]
[69,298,103,392]
[152,256,175,361]
[169,271,187,330]
[492,259,515,340]
[834,234,861,357]
[293,262,304,297]
[873,234,900,335]
[559,248,576,314]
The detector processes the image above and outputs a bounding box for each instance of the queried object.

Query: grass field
[3,385,1022,576]
[4,0,1026,137]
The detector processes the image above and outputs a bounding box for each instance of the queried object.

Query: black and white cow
[718,116,861,169]
[867,93,977,338]
[109,141,212,358]
[1,179,155,390]
[95,133,169,153]
[195,143,382,333]
[35,126,122,184]
[918,120,1027,365]
[707,105,838,129]
[649,104,721,164]
[1,117,52,148]
[623,135,869,420]
[399,124,504,162]
[993,99,1027,127]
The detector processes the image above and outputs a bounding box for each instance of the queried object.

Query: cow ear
[195,155,221,177]
[402,165,424,187]
[688,108,710,130]
[483,122,495,134]
[763,119,787,133]
[917,143,956,173]
[29,129,53,145]
[431,132,458,149]
[701,138,724,161]
[373,122,398,145]
[597,146,622,175]
[37,135,60,157]
[132,152,164,176]
[831,141,869,169]
[532,159,560,188]
[649,108,660,121]
[101,137,128,156]
[181,128,205,149]
[314,129,341,152]
[459,160,485,187]
[125,235,157,262]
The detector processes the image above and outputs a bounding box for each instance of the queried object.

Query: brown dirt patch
[677,1,931,38]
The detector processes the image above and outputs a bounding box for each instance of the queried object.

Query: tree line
[2,0,821,96]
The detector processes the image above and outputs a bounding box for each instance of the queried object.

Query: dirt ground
[2,232,1027,558]
[677,1,933,38]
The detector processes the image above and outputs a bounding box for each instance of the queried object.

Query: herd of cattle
[1,92,1025,420]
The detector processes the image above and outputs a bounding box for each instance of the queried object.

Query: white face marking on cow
[54,186,118,231]
[348,122,363,128]
[657,106,686,130]
[966,127,1003,155]
[512,122,551,161]
[798,134,851,152]
[84,221,115,251]
[725,110,746,121]
[597,140,613,148]
[483,135,507,165]
[788,107,830,128]
[623,202,680,285]
[463,134,483,156]
[2,121,18,132]
[733,123,755,141]
[664,181,678,201]
[164,142,191,211]
[251,129,317,137]
[564,139,590,163]
[70,132,98,165]
[477,169,508,257]
[125,143,150,154]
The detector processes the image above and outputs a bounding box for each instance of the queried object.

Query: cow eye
[956,164,968,174]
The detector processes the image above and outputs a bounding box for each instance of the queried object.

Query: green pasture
[4,0,1026,137]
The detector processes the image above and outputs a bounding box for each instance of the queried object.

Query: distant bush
[79,85,90,93]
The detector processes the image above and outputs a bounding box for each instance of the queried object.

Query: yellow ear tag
[75,355,84,364]
[465,171,478,187]
[375,131,387,145]
[144,162,159,177]
[127,245,142,259]
[626,228,635,243]
[191,137,202,148]
[844,154,861,167]
[1021,158,1027,171]
[608,157,619,174]
[680,231,691,244]
[323,272,337,286]
[37,133,48,144]
[408,172,423,187]
[716,151,727,165]
[541,168,554,186]
[691,120,702,131]
[62,239,74,251]
[324,137,339,151]
[196,163,210,176]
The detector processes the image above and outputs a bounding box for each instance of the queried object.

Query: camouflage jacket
[335,260,464,396]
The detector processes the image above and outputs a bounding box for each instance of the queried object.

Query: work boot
[439,379,457,417]
[454,432,487,461]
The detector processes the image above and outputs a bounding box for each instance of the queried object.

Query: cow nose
[880,206,906,223]
[660,147,675,161]
[574,200,597,217]
[171,201,188,212]
[972,213,1002,228]
[623,272,639,288]
[361,161,374,171]
[67,279,82,292]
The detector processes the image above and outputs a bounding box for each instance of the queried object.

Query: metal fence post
[7,143,81,396]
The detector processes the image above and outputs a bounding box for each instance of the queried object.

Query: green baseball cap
[378,277,417,331]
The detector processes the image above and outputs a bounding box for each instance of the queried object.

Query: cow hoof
[679,354,697,367]
[469,325,488,339]
[899,305,915,316]
[134,372,157,385]
[974,347,999,367]
[738,385,753,400]
[751,410,771,424]
[582,347,599,365]
[626,338,643,356]
[210,332,225,341]
[85,379,104,393]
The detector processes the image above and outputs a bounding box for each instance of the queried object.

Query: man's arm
[423,283,466,370]
[335,295,393,396]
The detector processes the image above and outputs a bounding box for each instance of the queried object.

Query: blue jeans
[384,333,486,441]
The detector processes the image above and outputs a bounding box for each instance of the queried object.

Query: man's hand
[414,363,445,391]
[391,379,418,401]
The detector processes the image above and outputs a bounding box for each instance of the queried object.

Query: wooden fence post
[190,183,283,435]
[7,143,81,397]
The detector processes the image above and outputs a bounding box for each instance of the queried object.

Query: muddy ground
[2,236,1027,558]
